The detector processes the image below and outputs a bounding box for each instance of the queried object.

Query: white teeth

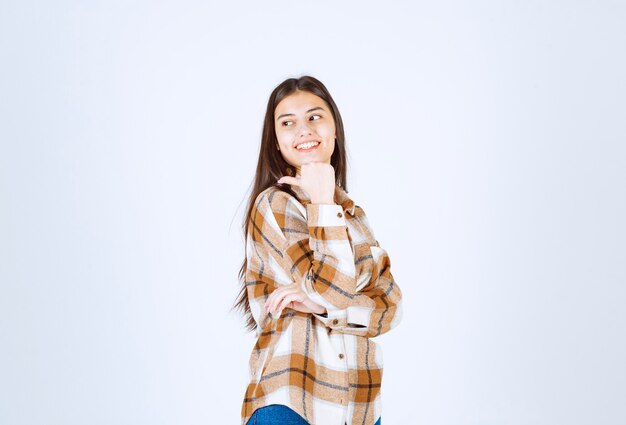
[296,141,319,150]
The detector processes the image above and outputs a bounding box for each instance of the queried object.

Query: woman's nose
[297,121,313,135]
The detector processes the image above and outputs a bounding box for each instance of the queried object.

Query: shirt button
[332,319,339,325]
[337,212,343,218]
[338,353,344,359]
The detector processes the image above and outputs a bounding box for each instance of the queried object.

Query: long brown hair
[232,75,349,333]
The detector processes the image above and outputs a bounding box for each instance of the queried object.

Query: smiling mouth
[295,141,320,152]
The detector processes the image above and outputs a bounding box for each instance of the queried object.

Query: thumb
[277,175,300,185]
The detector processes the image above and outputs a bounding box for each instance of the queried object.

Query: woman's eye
[281,115,320,126]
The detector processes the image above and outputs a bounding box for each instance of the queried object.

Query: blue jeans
[247,404,381,425]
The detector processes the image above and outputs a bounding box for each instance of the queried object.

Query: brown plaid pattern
[241,183,403,425]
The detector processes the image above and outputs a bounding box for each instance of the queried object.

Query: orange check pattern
[241,183,403,425]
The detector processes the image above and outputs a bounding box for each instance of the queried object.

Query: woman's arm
[246,187,402,338]
[306,202,403,338]
[245,186,358,333]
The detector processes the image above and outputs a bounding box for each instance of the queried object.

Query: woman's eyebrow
[276,106,325,121]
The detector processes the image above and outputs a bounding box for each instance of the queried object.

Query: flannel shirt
[240,182,403,425]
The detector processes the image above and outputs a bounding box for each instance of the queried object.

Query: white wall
[1,1,624,424]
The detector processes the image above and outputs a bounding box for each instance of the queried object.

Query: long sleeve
[309,237,403,338]
[246,187,402,338]
[307,200,403,338]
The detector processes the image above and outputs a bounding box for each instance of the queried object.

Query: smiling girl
[234,75,403,425]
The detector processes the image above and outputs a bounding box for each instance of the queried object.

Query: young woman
[234,75,403,425]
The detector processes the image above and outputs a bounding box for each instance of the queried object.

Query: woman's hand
[277,162,335,204]
[265,281,327,318]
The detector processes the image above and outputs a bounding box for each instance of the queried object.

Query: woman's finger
[271,289,298,314]
[268,287,300,314]
[265,285,287,311]
[266,285,296,314]
[277,175,300,186]
[275,293,304,317]
[266,287,286,313]
[265,282,297,306]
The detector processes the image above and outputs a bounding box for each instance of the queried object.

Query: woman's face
[274,90,336,175]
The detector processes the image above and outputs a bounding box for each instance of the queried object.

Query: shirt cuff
[312,308,348,328]
[312,305,372,331]
[306,203,347,227]
[345,305,372,329]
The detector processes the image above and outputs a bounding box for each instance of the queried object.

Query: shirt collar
[288,182,357,217]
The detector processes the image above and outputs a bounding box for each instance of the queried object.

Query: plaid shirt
[240,182,403,425]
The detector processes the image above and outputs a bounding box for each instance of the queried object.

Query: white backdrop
[1,1,625,424]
